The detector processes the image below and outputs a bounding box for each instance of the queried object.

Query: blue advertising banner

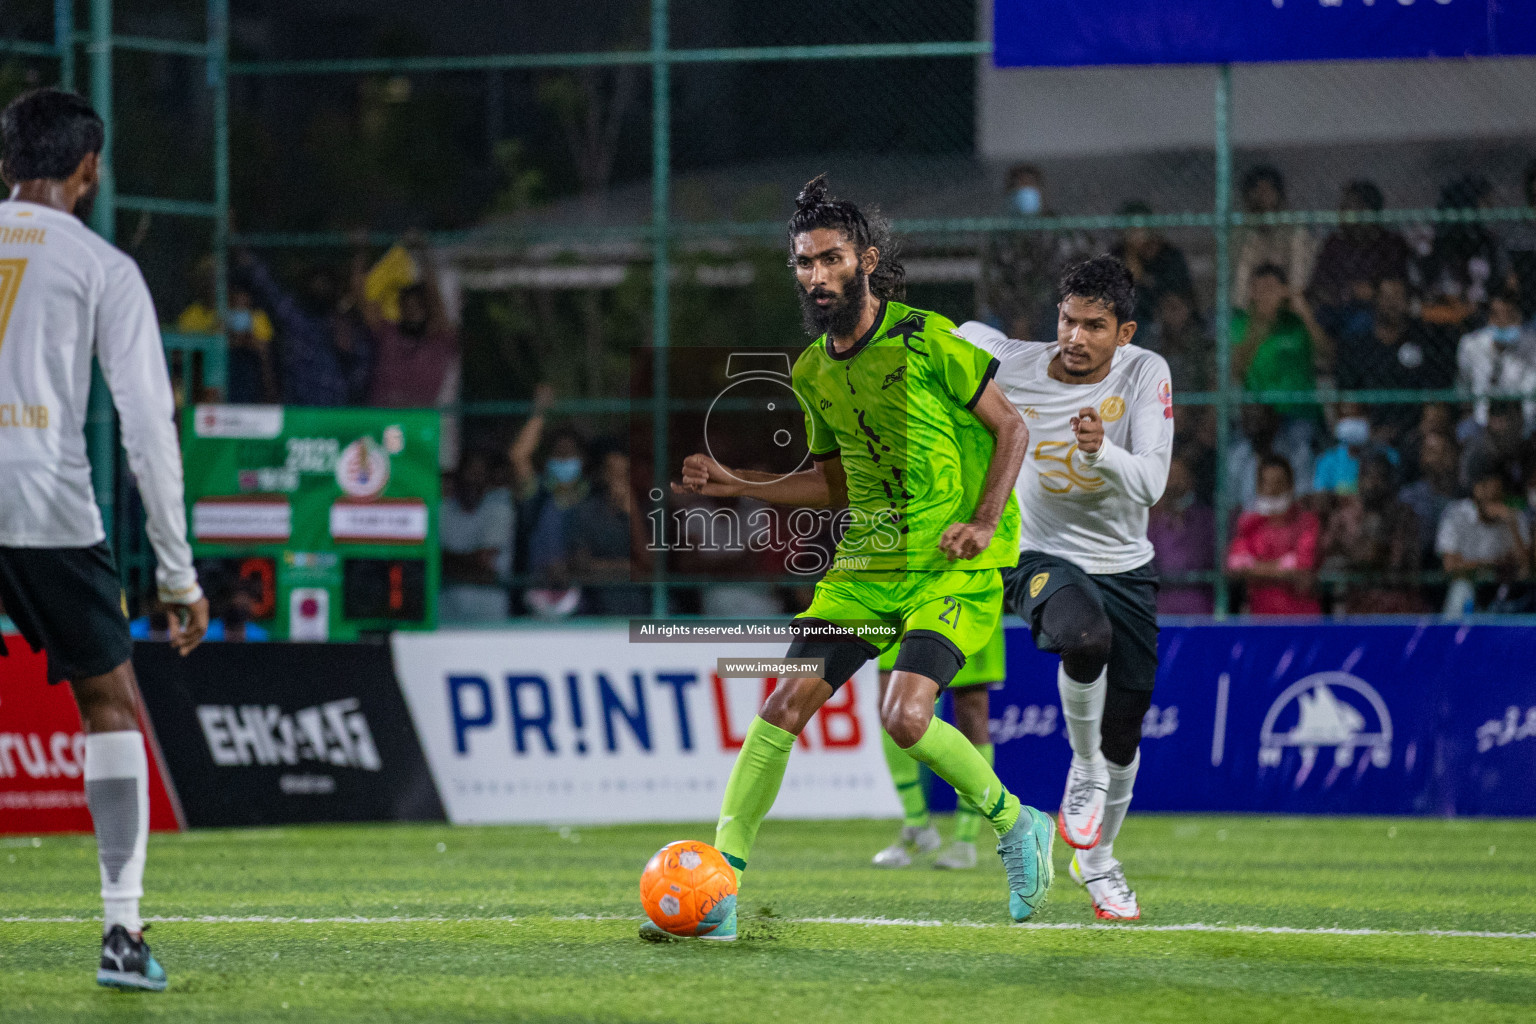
[994,1,1536,68]
[929,623,1536,817]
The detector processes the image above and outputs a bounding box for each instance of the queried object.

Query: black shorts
[1000,551,1160,693]
[0,542,132,685]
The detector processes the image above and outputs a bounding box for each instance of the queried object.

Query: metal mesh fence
[1,2,1533,625]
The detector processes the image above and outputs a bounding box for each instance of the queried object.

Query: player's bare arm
[940,379,1027,562]
[671,451,847,509]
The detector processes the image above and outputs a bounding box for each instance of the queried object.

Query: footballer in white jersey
[960,254,1174,922]
[0,88,207,992]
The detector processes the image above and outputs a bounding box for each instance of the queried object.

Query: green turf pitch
[3,816,1535,1022]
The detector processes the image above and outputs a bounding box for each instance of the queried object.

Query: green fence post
[86,0,116,544]
[649,0,671,618]
[54,0,74,90]
[210,0,231,397]
[1212,64,1234,620]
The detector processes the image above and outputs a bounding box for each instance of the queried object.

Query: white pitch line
[4,914,1535,940]
[798,916,1536,939]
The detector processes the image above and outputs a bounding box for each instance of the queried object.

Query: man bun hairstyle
[0,88,104,183]
[1058,253,1137,325]
[788,174,906,301]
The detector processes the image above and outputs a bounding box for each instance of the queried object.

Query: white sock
[1080,751,1138,874]
[84,731,149,936]
[1057,664,1107,766]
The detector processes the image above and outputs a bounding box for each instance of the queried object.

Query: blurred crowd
[437,383,652,621]
[158,158,1536,624]
[176,229,461,425]
[976,160,1536,617]
[435,383,818,622]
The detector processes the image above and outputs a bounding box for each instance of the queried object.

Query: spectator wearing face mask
[1320,453,1422,614]
[1457,291,1536,431]
[509,384,590,616]
[176,261,278,404]
[1147,452,1215,613]
[1314,402,1398,498]
[1438,470,1531,614]
[1226,455,1321,615]
[978,163,1093,341]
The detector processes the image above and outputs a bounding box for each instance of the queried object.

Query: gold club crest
[1029,572,1050,598]
[1100,396,1126,422]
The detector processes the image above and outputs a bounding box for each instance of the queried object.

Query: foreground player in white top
[0,89,207,990]
[960,254,1173,920]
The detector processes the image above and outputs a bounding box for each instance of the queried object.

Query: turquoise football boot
[697,895,737,941]
[996,805,1054,921]
[97,925,168,992]
[638,893,737,942]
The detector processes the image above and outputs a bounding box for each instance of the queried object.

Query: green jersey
[792,299,1021,575]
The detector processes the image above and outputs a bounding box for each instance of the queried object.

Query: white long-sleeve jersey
[0,200,200,603]
[958,321,1173,575]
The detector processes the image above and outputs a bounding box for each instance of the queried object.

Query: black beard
[799,268,868,338]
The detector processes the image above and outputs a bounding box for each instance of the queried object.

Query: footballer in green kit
[656,176,1054,940]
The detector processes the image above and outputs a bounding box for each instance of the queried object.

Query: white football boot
[1069,853,1141,921]
[1057,754,1108,850]
[933,840,978,870]
[871,824,941,867]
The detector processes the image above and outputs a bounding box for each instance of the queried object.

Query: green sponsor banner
[182,405,440,640]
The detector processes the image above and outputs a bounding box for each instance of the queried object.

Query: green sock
[714,716,796,885]
[951,742,994,843]
[906,720,1019,837]
[881,729,931,828]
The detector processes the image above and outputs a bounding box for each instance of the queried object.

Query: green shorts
[796,568,1003,672]
[878,620,1005,687]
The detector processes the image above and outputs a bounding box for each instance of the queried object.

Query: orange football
[639,840,738,937]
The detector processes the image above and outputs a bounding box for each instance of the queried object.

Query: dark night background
[0,0,978,398]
